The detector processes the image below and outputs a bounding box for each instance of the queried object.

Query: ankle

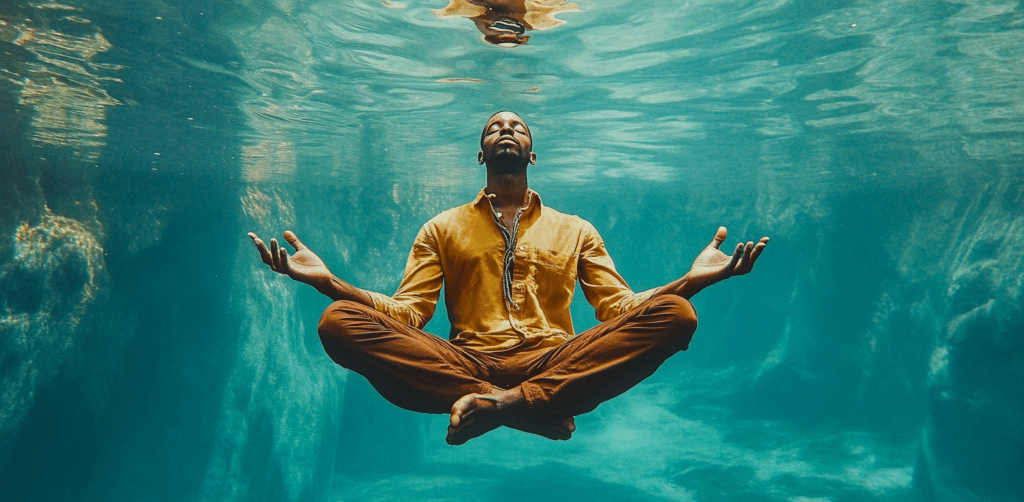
[493,386,527,413]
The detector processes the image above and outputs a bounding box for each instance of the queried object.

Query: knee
[650,295,697,348]
[317,300,371,342]
[652,294,697,327]
[317,300,377,365]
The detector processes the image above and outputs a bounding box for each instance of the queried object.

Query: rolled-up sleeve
[369,223,443,328]
[577,222,655,321]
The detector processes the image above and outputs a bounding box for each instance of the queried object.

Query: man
[248,111,768,445]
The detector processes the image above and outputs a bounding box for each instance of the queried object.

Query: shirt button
[519,245,526,250]
[496,212,503,218]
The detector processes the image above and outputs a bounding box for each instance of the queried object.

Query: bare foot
[446,387,526,445]
[506,416,575,441]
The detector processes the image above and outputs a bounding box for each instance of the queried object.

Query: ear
[478,151,485,165]
[529,151,537,165]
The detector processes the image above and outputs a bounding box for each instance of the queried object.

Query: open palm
[248,230,333,287]
[686,227,768,291]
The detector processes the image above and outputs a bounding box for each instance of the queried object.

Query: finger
[270,238,280,271]
[278,246,290,274]
[710,226,728,249]
[283,230,306,252]
[724,242,742,276]
[738,241,755,274]
[250,234,275,267]
[747,237,769,268]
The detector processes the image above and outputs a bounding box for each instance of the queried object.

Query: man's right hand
[248,230,332,289]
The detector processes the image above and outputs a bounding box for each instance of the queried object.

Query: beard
[487,149,530,174]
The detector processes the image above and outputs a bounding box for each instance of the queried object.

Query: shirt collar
[473,188,543,213]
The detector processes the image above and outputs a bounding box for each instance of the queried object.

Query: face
[478,111,537,167]
[471,10,530,46]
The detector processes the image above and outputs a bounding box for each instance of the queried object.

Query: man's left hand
[685,226,768,292]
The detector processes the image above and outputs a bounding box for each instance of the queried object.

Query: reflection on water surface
[433,0,579,46]
[1,3,121,161]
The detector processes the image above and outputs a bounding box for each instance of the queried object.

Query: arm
[248,230,374,306]
[370,225,443,328]
[578,222,657,321]
[654,226,769,300]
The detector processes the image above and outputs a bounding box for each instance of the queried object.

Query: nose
[498,122,515,135]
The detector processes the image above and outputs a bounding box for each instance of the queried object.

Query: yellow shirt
[368,189,654,353]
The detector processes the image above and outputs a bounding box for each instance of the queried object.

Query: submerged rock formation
[915,173,1024,502]
[0,1,115,464]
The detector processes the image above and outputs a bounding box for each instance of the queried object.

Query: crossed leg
[317,300,492,414]
[317,301,575,442]
[444,294,697,444]
[317,294,697,445]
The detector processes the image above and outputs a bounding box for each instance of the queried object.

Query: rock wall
[913,170,1024,502]
[0,1,119,479]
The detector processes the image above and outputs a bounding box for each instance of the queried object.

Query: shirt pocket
[523,247,577,284]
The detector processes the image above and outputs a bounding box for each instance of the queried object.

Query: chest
[438,215,585,274]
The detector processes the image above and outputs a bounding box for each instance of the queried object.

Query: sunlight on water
[0,4,121,161]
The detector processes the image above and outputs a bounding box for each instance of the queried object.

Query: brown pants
[317,295,697,418]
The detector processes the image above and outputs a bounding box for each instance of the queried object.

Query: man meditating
[248,111,768,445]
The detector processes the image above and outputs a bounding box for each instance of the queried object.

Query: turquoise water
[1,0,1022,501]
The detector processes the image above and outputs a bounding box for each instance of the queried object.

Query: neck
[485,170,529,209]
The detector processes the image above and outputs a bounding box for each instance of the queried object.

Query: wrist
[311,274,339,296]
[315,275,372,306]
[677,279,694,300]
[678,273,704,299]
